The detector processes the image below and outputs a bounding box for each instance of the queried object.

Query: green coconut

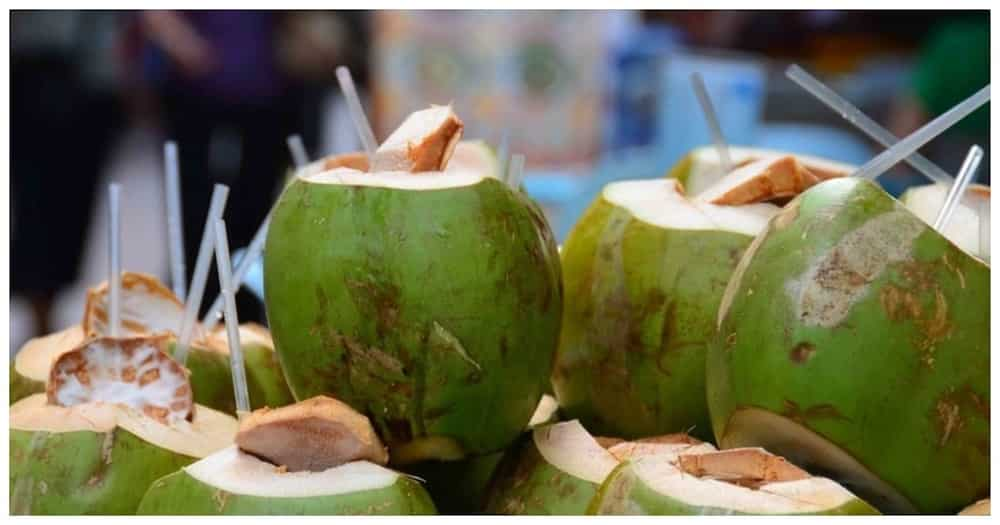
[667,145,854,197]
[590,447,879,515]
[9,272,293,413]
[707,177,989,514]
[264,106,562,463]
[484,419,714,515]
[900,182,990,262]
[406,393,561,514]
[137,395,435,515]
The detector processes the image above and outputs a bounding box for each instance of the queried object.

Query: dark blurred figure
[138,11,355,322]
[11,11,127,336]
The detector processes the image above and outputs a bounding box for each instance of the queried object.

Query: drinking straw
[934,145,983,231]
[108,183,122,337]
[690,72,733,175]
[852,86,990,181]
[336,66,379,162]
[496,130,510,182]
[786,64,954,185]
[174,184,229,365]
[214,219,251,419]
[164,141,187,300]
[201,212,272,332]
[507,154,526,190]
[286,134,310,168]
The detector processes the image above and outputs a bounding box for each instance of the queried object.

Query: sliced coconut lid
[902,182,990,260]
[683,145,855,197]
[317,141,499,179]
[47,335,193,424]
[607,433,716,462]
[694,156,822,206]
[185,446,401,498]
[532,420,621,484]
[627,448,866,514]
[14,324,86,382]
[371,104,464,173]
[302,166,489,191]
[235,396,388,472]
[603,178,780,237]
[959,499,990,515]
[82,272,186,339]
[11,394,237,459]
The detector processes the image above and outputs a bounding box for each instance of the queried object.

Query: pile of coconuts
[10,98,988,515]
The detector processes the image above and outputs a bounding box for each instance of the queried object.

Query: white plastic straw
[213,219,251,419]
[201,212,272,331]
[286,134,310,168]
[163,141,187,300]
[108,183,122,338]
[978,198,990,263]
[496,130,510,182]
[507,154,526,190]
[690,72,733,175]
[852,86,990,181]
[174,184,230,365]
[934,145,983,231]
[786,65,954,185]
[336,66,379,161]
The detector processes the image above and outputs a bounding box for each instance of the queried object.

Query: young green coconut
[901,182,990,261]
[590,447,879,515]
[10,336,237,515]
[137,396,436,515]
[707,177,989,514]
[553,154,835,441]
[10,272,293,413]
[484,419,716,515]
[264,105,562,464]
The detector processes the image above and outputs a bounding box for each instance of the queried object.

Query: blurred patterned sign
[373,11,609,167]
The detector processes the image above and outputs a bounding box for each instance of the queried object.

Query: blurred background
[9,10,990,355]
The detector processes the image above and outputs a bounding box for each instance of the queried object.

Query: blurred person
[11,11,128,337]
[139,10,357,322]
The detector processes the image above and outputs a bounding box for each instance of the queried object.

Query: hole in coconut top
[46,335,193,424]
[235,395,388,473]
[674,447,810,490]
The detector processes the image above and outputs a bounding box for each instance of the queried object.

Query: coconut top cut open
[14,324,86,385]
[202,322,275,354]
[902,182,990,261]
[614,447,872,514]
[82,271,186,339]
[317,140,498,179]
[47,335,193,424]
[371,104,464,173]
[959,499,990,516]
[235,396,388,472]
[694,155,823,206]
[11,394,236,458]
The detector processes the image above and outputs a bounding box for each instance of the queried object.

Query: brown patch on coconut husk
[371,105,464,173]
[47,335,194,424]
[697,156,823,206]
[235,395,389,472]
[82,272,185,338]
[675,448,810,490]
[323,151,370,172]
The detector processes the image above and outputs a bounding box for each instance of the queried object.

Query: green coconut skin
[264,176,562,462]
[589,460,880,515]
[552,193,753,441]
[136,469,437,515]
[483,432,600,515]
[168,343,294,414]
[707,178,990,514]
[10,428,194,515]
[10,372,41,405]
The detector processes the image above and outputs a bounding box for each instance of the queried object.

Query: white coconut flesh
[308,141,500,180]
[527,394,560,428]
[371,104,464,173]
[47,336,193,424]
[902,183,990,261]
[603,179,780,237]
[682,146,855,197]
[184,445,401,498]
[235,396,388,472]
[607,435,716,462]
[82,272,187,339]
[694,156,822,206]
[959,499,990,515]
[10,394,237,458]
[302,166,491,191]
[627,448,865,514]
[14,324,86,383]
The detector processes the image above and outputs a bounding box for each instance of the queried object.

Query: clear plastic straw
[852,85,990,181]
[164,141,187,300]
[201,212,272,331]
[979,198,990,263]
[496,130,510,182]
[690,72,733,175]
[213,219,251,419]
[335,66,379,161]
[786,65,954,185]
[108,183,122,337]
[286,134,310,168]
[934,145,983,231]
[507,154,526,190]
[174,184,230,365]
